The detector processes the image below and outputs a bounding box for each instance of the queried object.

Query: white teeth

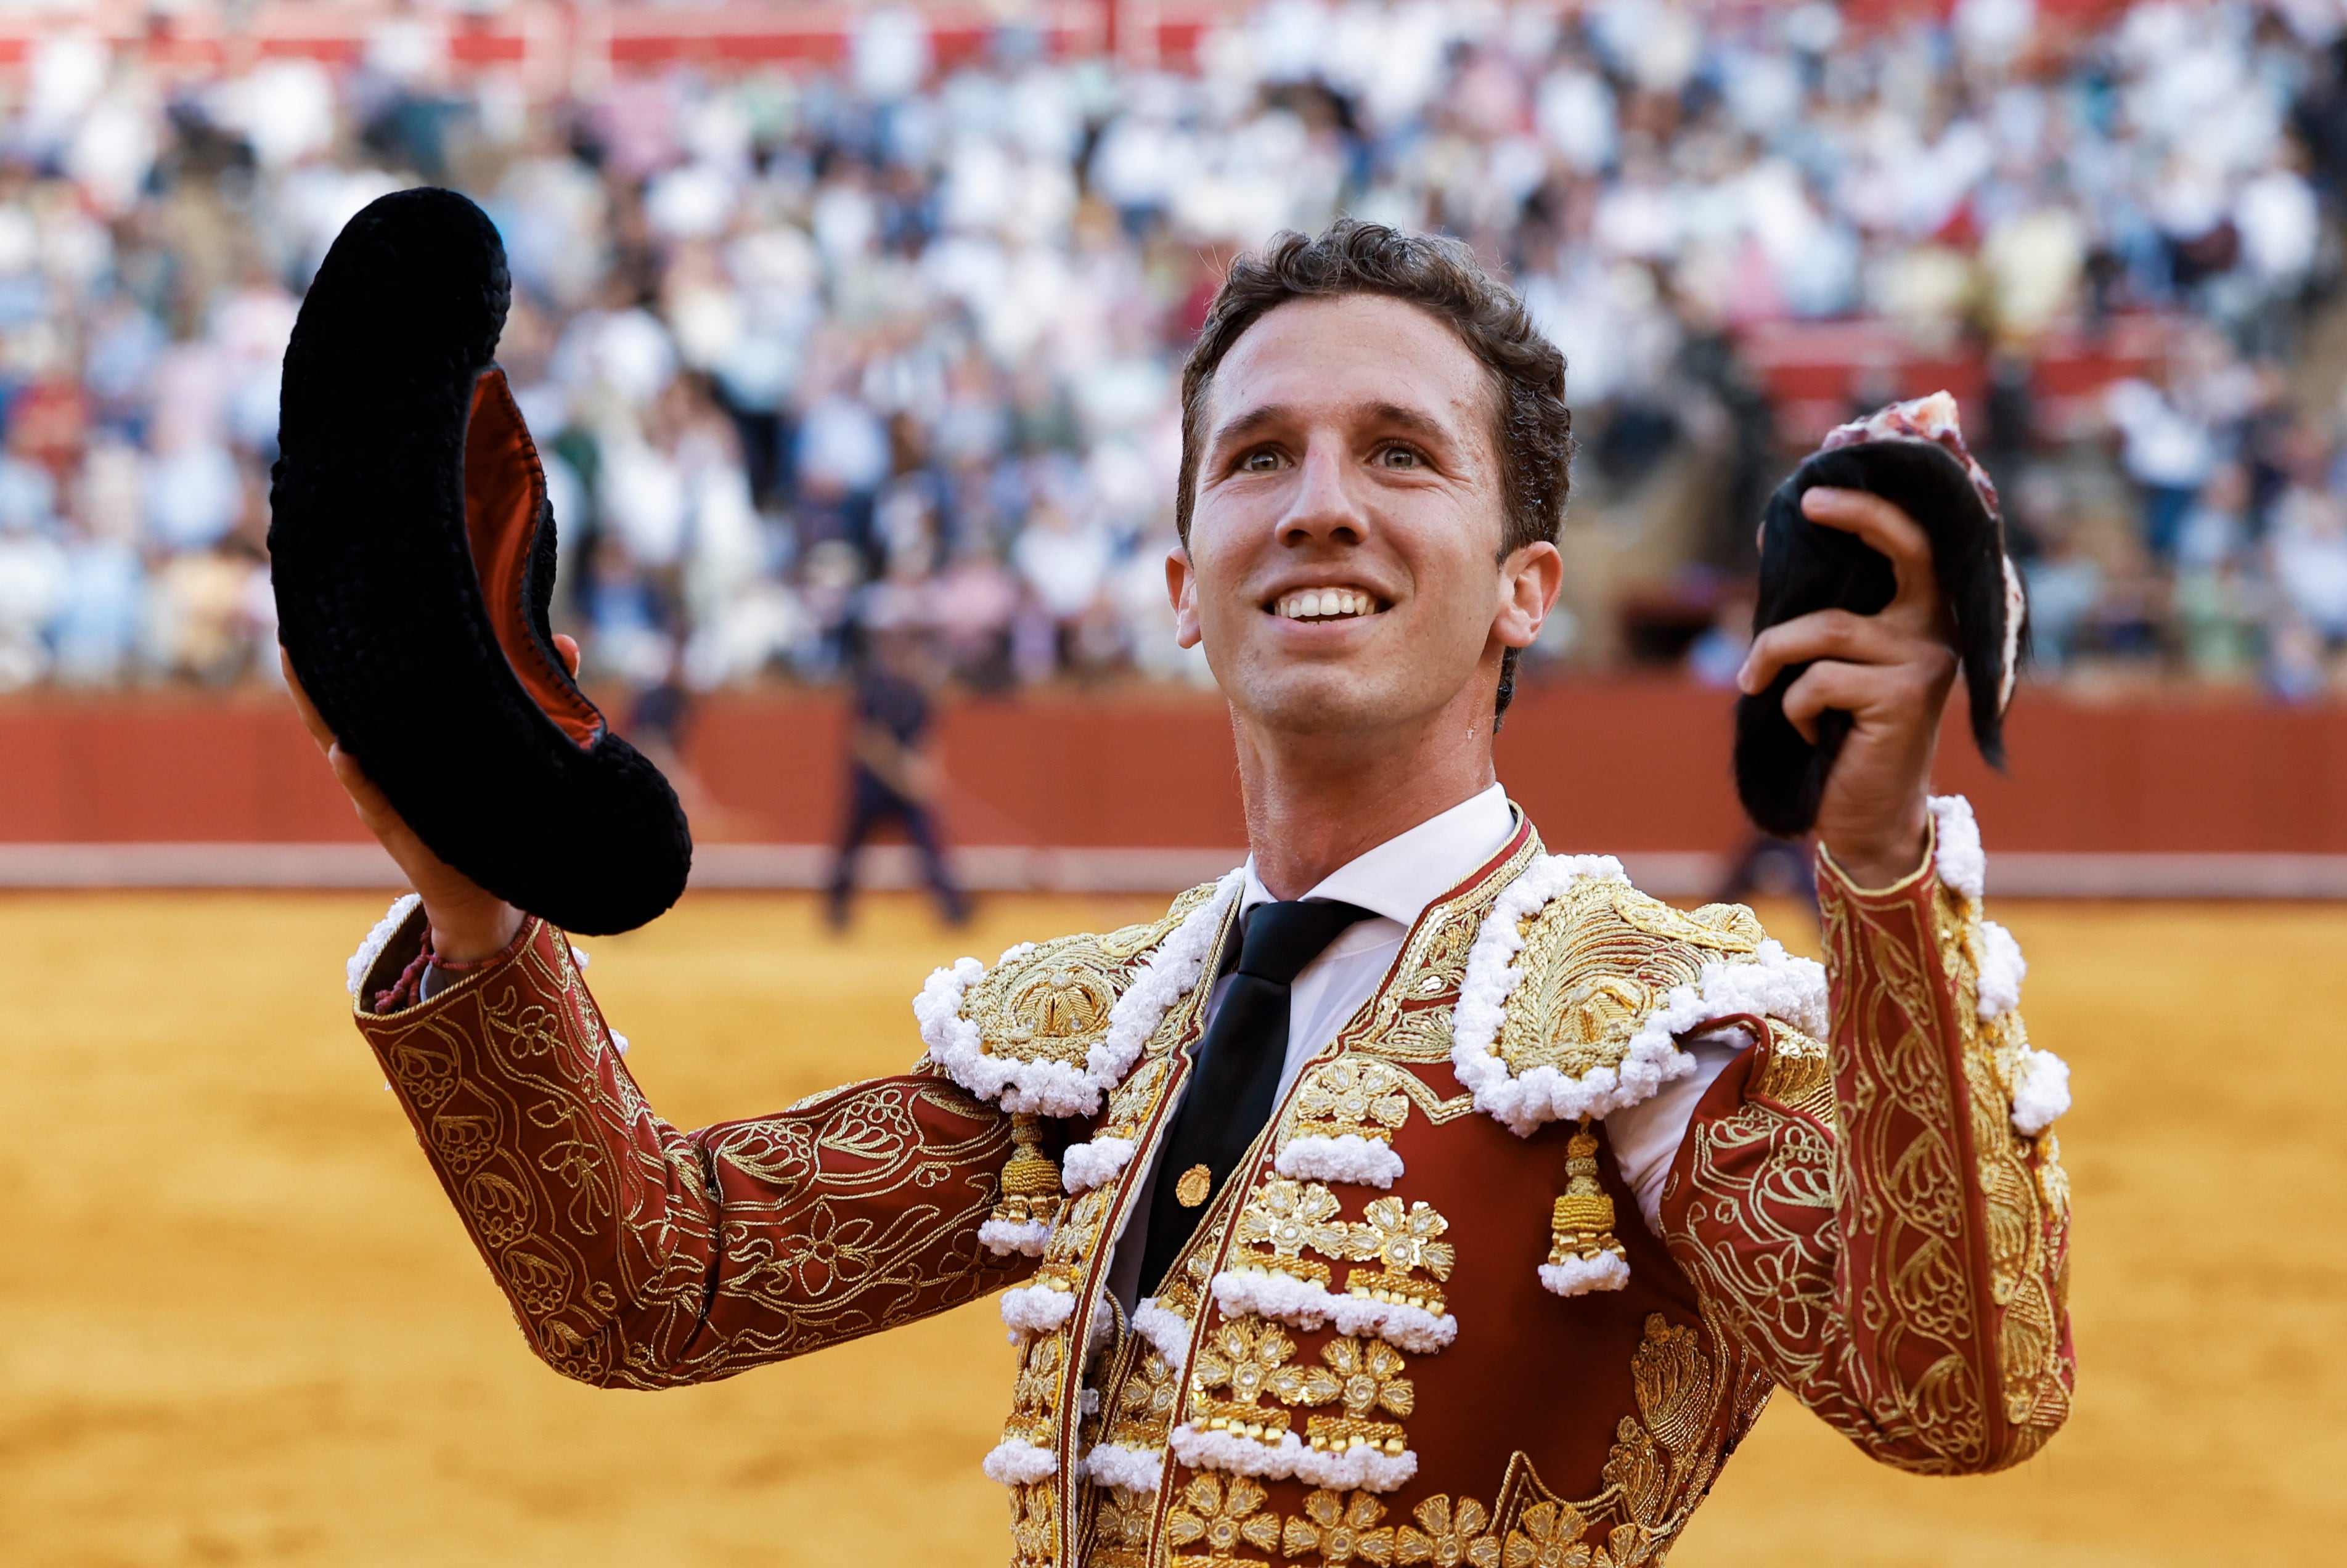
[1277,589,1380,620]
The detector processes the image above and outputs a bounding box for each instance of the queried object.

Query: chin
[1227,666,1405,737]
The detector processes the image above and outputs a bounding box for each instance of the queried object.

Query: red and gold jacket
[348,796,2072,1566]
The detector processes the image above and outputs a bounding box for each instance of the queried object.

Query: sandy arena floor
[4,889,2345,1566]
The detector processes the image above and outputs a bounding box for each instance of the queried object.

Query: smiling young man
[324,221,2073,1566]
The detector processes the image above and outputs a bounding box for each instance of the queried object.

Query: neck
[1233,684,1500,900]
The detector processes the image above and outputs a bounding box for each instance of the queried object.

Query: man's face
[1170,293,1559,738]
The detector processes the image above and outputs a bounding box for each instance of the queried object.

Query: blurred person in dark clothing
[825,625,969,929]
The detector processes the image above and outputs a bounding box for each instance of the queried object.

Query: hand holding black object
[286,645,528,965]
[271,187,690,936]
[1734,483,1963,890]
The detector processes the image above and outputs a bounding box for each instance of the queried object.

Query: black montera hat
[271,187,691,934]
[1734,393,2028,840]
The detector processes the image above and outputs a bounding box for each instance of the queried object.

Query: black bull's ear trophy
[1734,393,2029,840]
[271,187,692,934]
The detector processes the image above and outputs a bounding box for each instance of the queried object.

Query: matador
[300,219,2073,1566]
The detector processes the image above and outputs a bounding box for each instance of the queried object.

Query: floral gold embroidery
[1395,1495,1500,1567]
[1936,885,2071,1444]
[1283,1489,1394,1564]
[1108,1347,1181,1447]
[1345,1196,1455,1314]
[1667,849,2073,1479]
[1492,881,1719,1082]
[353,916,1025,1393]
[1233,1178,1349,1285]
[1167,1473,1281,1566]
[1092,1487,1154,1568]
[1190,1316,1300,1444]
[1498,1499,1590,1567]
[1294,1059,1413,1144]
[1291,1336,1415,1458]
[1008,1481,1056,1567]
[963,941,1125,1070]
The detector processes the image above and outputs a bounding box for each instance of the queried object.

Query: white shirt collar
[1239,782,1515,933]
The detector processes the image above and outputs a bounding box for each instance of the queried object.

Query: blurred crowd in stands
[2,0,2347,703]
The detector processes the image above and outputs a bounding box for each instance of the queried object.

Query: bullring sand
[4,892,2343,1566]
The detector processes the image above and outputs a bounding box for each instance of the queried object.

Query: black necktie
[1137,898,1373,1297]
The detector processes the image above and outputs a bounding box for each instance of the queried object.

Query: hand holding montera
[1734,394,2026,889]
[284,644,529,965]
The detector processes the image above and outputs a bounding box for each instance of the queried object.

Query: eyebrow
[1207,399,1459,454]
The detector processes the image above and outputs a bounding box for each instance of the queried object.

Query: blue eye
[1381,446,1420,468]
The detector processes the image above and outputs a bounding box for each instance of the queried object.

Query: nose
[1278,437,1368,549]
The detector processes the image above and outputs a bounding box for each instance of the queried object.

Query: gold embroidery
[1283,1489,1394,1564]
[1289,1336,1415,1457]
[1421,1315,1740,1567]
[1608,892,1763,952]
[1093,1488,1154,1568]
[1008,1480,1056,1567]
[1233,1178,1349,1285]
[1492,880,1761,1083]
[1342,831,1543,1068]
[1395,1495,1500,1567]
[1670,857,2069,1478]
[1167,1473,1281,1566]
[357,918,1027,1392]
[1498,1499,1590,1567]
[1294,1058,1413,1143]
[1189,1316,1300,1444]
[1108,1348,1180,1448]
[1937,885,2070,1445]
[1044,1185,1112,1265]
[1100,1056,1173,1143]
[1751,1020,1834,1121]
[970,945,1122,1069]
[957,885,1217,1079]
[1000,1329,1064,1450]
[1345,1196,1455,1313]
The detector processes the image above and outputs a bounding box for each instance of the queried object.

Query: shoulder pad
[916,872,1241,1116]
[1451,856,1824,1135]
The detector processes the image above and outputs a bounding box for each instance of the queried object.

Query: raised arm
[351,905,1030,1389]
[1660,803,2072,1472]
[1681,477,2073,1471]
[294,643,1029,1389]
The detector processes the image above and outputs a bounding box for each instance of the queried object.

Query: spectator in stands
[0,0,2337,705]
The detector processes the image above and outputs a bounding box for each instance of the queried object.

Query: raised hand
[1736,486,1959,889]
[281,643,558,963]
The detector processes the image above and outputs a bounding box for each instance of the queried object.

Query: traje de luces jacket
[348,794,2073,1567]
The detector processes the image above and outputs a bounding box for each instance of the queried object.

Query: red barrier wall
[2,682,2344,854]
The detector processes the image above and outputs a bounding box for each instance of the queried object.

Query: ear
[1167,543,1202,648]
[1493,540,1564,651]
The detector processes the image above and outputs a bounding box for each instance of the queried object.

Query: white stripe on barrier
[0,843,2342,898]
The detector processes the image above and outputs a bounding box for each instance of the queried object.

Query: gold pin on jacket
[1175,1164,1213,1207]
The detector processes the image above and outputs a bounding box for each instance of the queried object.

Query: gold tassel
[994,1112,1066,1229]
[1547,1118,1627,1272]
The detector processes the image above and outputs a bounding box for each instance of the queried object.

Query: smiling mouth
[1271,587,1386,622]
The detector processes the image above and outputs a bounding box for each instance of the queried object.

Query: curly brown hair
[1174,219,1573,718]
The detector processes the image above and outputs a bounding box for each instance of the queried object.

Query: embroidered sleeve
[351,905,1034,1389]
[1660,798,2074,1475]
